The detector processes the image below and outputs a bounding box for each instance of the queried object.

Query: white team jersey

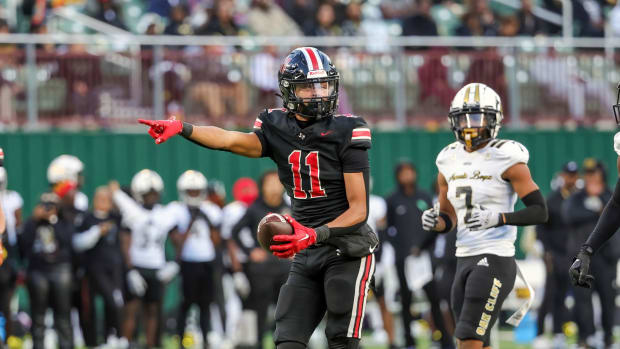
[113,190,177,269]
[169,201,223,262]
[220,201,247,240]
[0,190,22,245]
[436,139,529,257]
[74,191,89,211]
[368,194,387,233]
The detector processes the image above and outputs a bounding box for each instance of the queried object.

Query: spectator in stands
[341,1,363,36]
[94,0,127,31]
[284,0,316,35]
[197,0,240,36]
[401,0,438,49]
[19,192,75,349]
[249,45,280,108]
[164,4,193,36]
[247,0,302,36]
[416,48,455,108]
[187,45,249,122]
[0,20,19,125]
[517,0,547,36]
[499,15,520,37]
[611,2,620,37]
[455,0,498,36]
[309,3,342,36]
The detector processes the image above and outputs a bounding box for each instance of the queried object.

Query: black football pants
[536,253,569,336]
[395,258,454,348]
[177,261,217,346]
[243,258,290,349]
[273,245,375,348]
[27,263,73,349]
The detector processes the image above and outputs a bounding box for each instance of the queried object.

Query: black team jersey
[253,108,378,257]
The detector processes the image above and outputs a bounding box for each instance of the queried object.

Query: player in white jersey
[570,83,620,289]
[168,170,222,348]
[109,169,178,348]
[47,155,89,211]
[0,158,22,344]
[421,83,548,349]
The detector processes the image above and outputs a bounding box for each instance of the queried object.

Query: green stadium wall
[1,129,617,217]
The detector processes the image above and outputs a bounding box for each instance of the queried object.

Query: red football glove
[270,215,317,258]
[138,116,183,144]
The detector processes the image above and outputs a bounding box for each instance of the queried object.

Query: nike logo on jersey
[320,131,333,136]
[369,244,378,253]
[477,257,489,267]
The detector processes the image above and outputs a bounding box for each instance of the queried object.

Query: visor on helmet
[293,81,336,100]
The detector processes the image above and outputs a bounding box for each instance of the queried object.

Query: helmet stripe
[296,47,315,71]
[310,47,324,70]
[304,47,319,70]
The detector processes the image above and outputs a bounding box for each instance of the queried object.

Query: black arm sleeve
[341,147,370,173]
[584,179,620,252]
[503,189,548,226]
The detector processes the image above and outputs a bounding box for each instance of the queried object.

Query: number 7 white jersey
[435,139,529,257]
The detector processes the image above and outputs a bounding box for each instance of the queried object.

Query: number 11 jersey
[253,108,371,229]
[435,139,529,258]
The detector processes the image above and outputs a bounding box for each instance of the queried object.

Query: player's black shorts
[126,267,164,303]
[451,254,516,347]
[273,245,375,346]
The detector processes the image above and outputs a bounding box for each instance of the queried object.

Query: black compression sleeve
[584,179,620,252]
[503,189,548,226]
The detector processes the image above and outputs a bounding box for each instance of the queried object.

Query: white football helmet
[448,83,503,149]
[131,169,164,203]
[177,170,207,207]
[47,155,84,184]
[0,167,7,192]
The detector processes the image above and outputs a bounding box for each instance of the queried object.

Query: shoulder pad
[253,108,288,130]
[488,139,529,164]
[436,142,460,166]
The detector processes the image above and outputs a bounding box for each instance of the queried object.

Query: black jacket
[385,186,434,261]
[19,216,74,271]
[537,188,572,254]
[563,188,620,263]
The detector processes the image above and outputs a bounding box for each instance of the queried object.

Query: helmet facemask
[281,76,339,119]
[180,188,206,207]
[449,110,499,149]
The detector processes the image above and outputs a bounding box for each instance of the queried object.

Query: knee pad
[328,337,360,349]
[276,341,306,349]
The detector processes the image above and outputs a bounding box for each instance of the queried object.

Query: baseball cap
[562,161,578,174]
[582,158,605,173]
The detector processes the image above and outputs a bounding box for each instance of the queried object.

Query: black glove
[569,245,595,288]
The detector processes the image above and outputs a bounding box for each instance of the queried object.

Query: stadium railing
[0,34,618,129]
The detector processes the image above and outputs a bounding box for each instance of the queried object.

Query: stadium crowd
[0,153,618,349]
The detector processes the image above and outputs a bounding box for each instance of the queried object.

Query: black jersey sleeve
[340,116,372,153]
[339,116,371,172]
[251,110,272,158]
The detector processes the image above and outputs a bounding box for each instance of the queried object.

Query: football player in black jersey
[139,47,377,349]
[570,83,620,289]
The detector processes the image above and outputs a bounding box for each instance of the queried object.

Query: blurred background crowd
[0,0,619,129]
[1,151,620,349]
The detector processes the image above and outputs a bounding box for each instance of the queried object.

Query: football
[257,213,294,251]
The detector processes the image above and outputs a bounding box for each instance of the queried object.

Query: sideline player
[569,83,620,288]
[139,47,377,349]
[421,83,548,349]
